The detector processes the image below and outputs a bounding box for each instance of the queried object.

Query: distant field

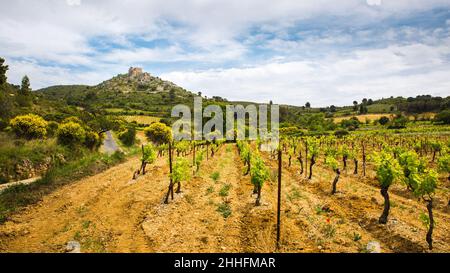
[367,104,393,113]
[105,108,125,113]
[333,112,437,123]
[333,114,393,123]
[407,112,436,120]
[120,115,160,124]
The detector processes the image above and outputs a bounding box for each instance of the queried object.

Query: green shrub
[435,110,450,124]
[378,116,390,125]
[46,121,59,137]
[0,118,8,131]
[84,130,102,150]
[334,129,349,137]
[388,116,408,129]
[144,122,172,144]
[9,114,48,139]
[57,121,85,146]
[117,126,136,146]
[340,117,360,130]
[62,116,83,125]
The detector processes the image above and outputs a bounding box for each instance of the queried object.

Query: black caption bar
[0,253,447,272]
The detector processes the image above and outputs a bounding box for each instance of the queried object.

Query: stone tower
[128,67,143,78]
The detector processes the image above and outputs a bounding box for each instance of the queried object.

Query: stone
[366,241,381,253]
[66,241,81,253]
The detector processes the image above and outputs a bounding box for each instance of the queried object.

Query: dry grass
[120,115,160,124]
[333,114,393,123]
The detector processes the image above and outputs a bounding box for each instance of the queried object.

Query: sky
[1,0,450,107]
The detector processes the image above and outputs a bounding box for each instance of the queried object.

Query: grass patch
[82,220,92,229]
[219,184,231,197]
[321,224,336,238]
[206,186,214,195]
[210,171,220,182]
[217,203,232,218]
[315,205,325,215]
[286,188,302,202]
[353,232,362,242]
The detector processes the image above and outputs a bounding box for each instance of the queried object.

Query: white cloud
[1,0,449,105]
[367,0,382,6]
[66,0,81,6]
[162,43,450,106]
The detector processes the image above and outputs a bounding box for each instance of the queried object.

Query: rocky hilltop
[96,67,180,94]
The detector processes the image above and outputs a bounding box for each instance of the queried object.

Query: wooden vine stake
[276,148,282,249]
[164,141,174,204]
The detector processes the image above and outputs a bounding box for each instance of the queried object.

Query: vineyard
[1,123,448,253]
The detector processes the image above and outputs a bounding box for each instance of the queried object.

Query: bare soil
[0,144,448,253]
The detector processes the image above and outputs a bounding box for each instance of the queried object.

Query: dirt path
[101,131,121,154]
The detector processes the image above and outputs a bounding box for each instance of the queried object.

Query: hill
[37,67,198,119]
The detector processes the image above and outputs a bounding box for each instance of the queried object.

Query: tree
[197,91,202,97]
[118,126,136,146]
[144,122,172,144]
[0,57,8,87]
[362,98,368,105]
[359,104,368,114]
[435,110,450,124]
[10,114,48,139]
[169,88,176,102]
[305,102,311,108]
[353,101,358,111]
[16,75,32,106]
[20,75,31,95]
[368,98,373,105]
[371,150,402,224]
[378,116,390,125]
[329,105,336,112]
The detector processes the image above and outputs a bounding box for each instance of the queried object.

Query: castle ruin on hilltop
[128,67,152,83]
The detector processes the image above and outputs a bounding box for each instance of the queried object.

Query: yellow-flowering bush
[56,121,85,146]
[9,114,48,139]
